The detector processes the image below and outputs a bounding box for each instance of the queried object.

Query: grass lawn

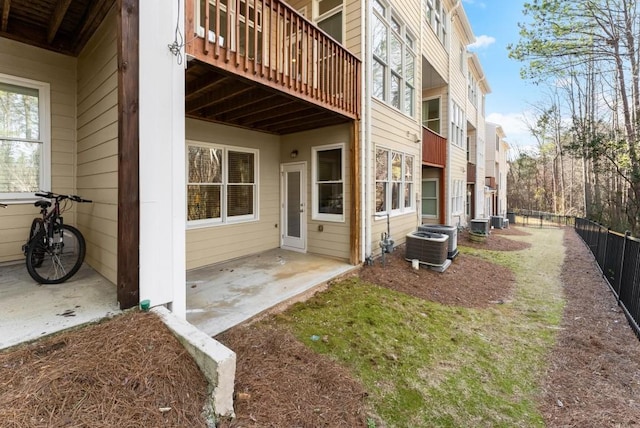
[274,228,565,427]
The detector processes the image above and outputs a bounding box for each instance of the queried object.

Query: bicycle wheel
[26,224,86,284]
[27,218,45,268]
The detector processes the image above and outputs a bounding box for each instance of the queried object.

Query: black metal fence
[575,218,640,338]
[509,209,575,228]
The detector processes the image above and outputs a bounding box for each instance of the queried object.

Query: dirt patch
[539,229,640,426]
[0,311,209,428]
[215,324,369,427]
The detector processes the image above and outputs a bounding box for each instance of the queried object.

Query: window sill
[186,217,259,230]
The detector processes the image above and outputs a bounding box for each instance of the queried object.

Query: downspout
[363,0,373,262]
[446,92,452,226]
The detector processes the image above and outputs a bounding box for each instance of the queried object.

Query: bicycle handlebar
[35,191,92,203]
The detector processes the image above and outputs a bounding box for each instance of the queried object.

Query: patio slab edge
[152,306,236,421]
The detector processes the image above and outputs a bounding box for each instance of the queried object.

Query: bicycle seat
[34,200,51,209]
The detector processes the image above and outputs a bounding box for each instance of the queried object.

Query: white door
[281,162,306,251]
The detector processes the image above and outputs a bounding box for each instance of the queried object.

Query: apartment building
[467,52,491,220]
[0,0,506,316]
[485,122,510,217]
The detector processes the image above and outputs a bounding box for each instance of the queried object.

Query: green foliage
[275,229,566,427]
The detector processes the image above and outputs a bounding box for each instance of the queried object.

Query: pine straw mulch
[539,229,640,427]
[215,324,369,428]
[0,311,209,428]
[4,226,640,427]
[358,226,528,309]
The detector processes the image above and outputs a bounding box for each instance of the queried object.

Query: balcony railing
[422,126,446,167]
[467,162,476,183]
[186,0,361,119]
[485,176,496,189]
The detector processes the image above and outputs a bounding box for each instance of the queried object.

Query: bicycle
[22,191,92,284]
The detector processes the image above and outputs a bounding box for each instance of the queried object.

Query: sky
[463,0,540,152]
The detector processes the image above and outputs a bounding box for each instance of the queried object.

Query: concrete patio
[0,249,355,350]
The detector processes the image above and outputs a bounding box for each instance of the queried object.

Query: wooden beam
[1,0,10,32]
[73,0,115,55]
[350,120,361,265]
[117,0,140,310]
[47,0,73,43]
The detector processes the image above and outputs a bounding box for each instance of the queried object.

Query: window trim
[450,100,466,149]
[451,179,464,216]
[0,73,51,201]
[312,142,345,222]
[314,0,345,43]
[375,146,415,216]
[186,140,259,229]
[372,1,415,118]
[421,178,438,218]
[422,97,441,134]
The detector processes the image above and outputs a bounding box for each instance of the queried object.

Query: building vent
[418,225,458,259]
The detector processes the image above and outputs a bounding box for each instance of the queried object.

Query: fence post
[618,231,631,304]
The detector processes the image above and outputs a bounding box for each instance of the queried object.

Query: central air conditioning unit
[418,224,458,259]
[491,215,505,229]
[470,218,490,235]
[405,231,451,272]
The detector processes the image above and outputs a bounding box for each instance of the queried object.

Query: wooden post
[350,120,361,265]
[117,0,140,309]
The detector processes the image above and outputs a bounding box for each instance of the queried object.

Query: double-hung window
[372,0,415,117]
[450,101,466,149]
[424,0,447,45]
[187,142,258,226]
[0,74,50,200]
[312,144,344,222]
[375,147,414,214]
[451,179,464,215]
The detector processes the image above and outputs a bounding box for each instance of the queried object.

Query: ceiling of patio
[0,0,115,56]
[186,59,353,135]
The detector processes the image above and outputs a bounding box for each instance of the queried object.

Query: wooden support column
[117,0,140,309]
[350,120,361,265]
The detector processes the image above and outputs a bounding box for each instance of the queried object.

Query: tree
[509,0,640,233]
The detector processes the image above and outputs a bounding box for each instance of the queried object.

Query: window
[424,0,447,45]
[372,0,415,116]
[421,179,438,217]
[187,142,258,226]
[422,98,441,134]
[468,71,477,107]
[375,147,414,214]
[0,75,50,200]
[450,101,466,149]
[316,0,343,43]
[451,179,464,215]
[312,144,344,221]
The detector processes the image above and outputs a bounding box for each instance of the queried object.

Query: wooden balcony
[185,0,361,134]
[485,176,497,189]
[422,126,446,168]
[467,162,476,183]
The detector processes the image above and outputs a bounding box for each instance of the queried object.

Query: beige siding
[370,101,421,256]
[344,0,362,57]
[0,39,77,263]
[185,119,281,269]
[75,8,119,283]
[281,124,352,261]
